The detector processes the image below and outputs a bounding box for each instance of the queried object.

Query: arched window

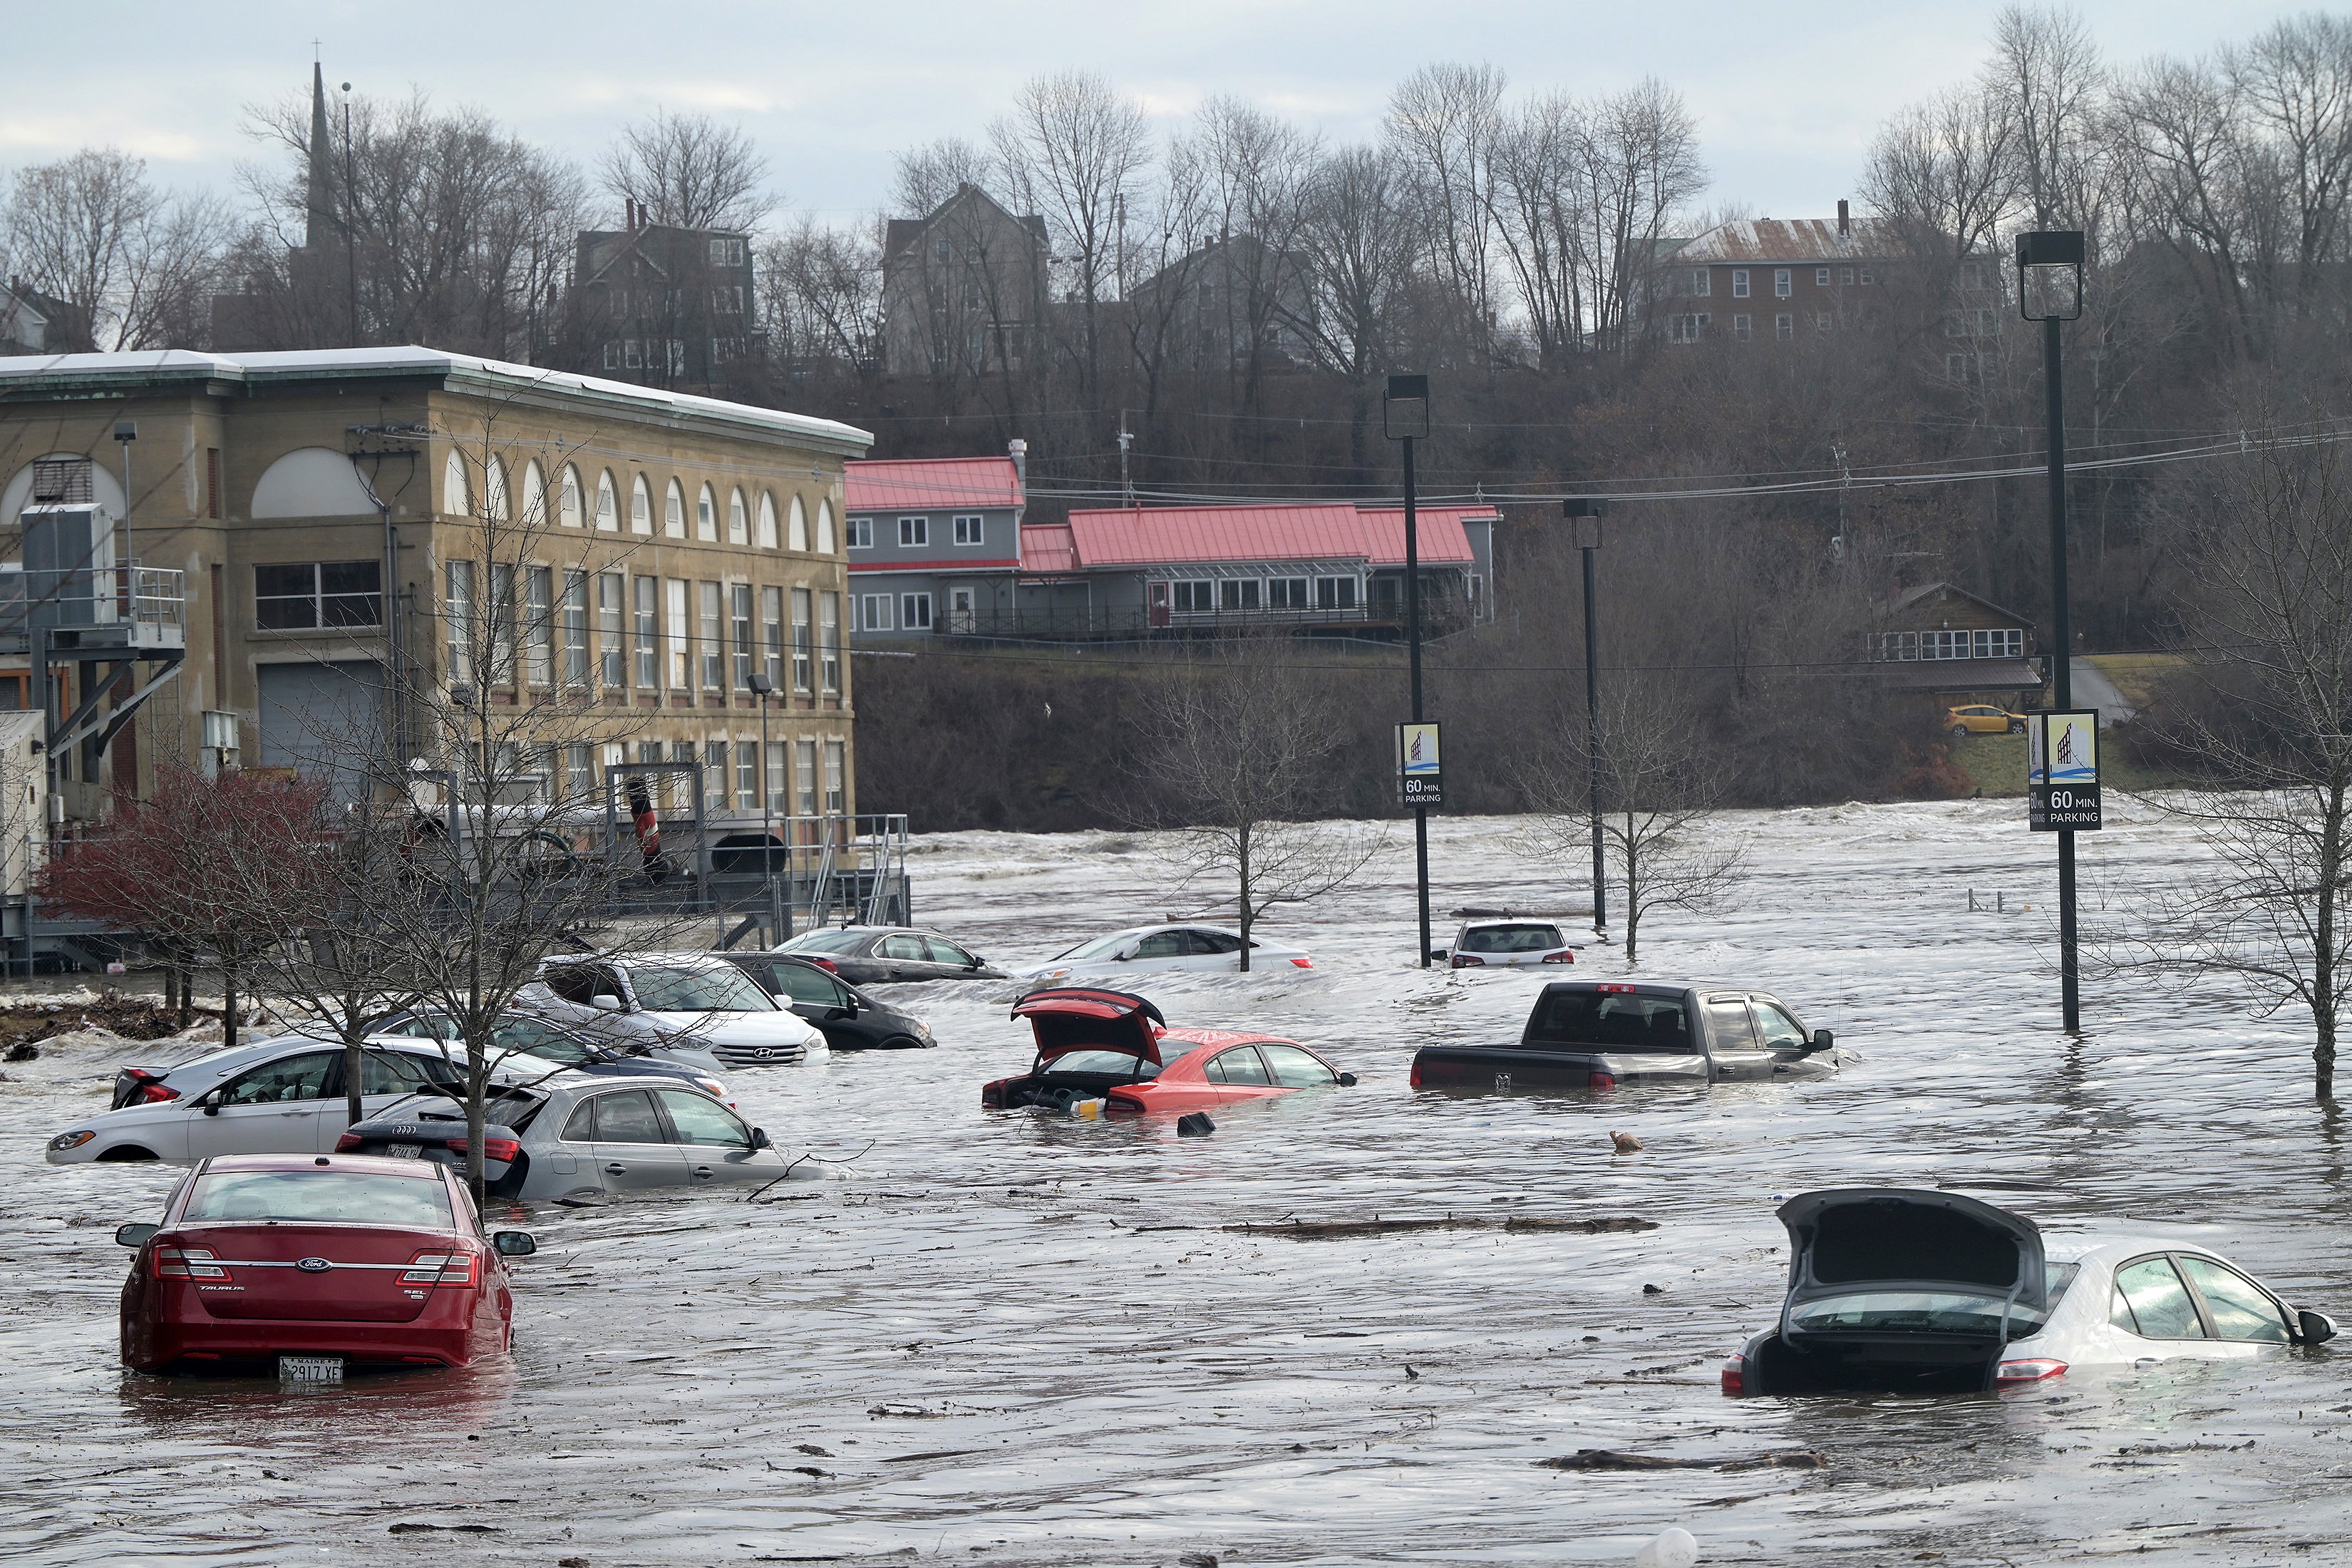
[727,487,748,545]
[441,450,470,517]
[815,498,837,554]
[664,478,686,539]
[249,448,375,518]
[484,456,510,521]
[596,470,619,531]
[787,495,809,552]
[631,473,652,535]
[696,482,718,542]
[520,460,546,527]
[559,465,584,529]
[756,492,779,550]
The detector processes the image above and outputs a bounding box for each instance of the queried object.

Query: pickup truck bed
[1410,980,1837,1093]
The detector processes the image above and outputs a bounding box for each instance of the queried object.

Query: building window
[951,514,985,546]
[795,738,818,817]
[1859,267,1874,284]
[898,516,928,547]
[1815,267,1831,287]
[760,587,784,688]
[1774,269,1792,298]
[663,478,686,539]
[1172,580,1214,613]
[562,569,590,686]
[631,473,652,535]
[445,561,474,682]
[1817,311,1834,331]
[1946,352,1973,381]
[1842,267,1856,285]
[736,741,758,812]
[1731,269,1750,299]
[441,450,470,516]
[634,575,660,688]
[697,483,718,542]
[1775,313,1794,341]
[757,492,779,550]
[731,582,756,686]
[525,566,555,688]
[705,740,731,814]
[846,516,873,550]
[824,739,845,814]
[1691,268,1710,296]
[558,465,583,528]
[1217,579,1262,612]
[791,587,813,691]
[594,470,619,531]
[817,500,837,554]
[1733,314,1752,339]
[766,740,788,815]
[859,593,893,632]
[726,488,748,546]
[819,593,840,693]
[698,581,725,690]
[1269,577,1311,610]
[485,563,516,687]
[1315,576,1358,610]
[597,572,626,688]
[254,562,381,630]
[900,592,934,631]
[1670,313,1708,342]
[666,579,690,688]
[565,744,594,800]
[1971,628,2025,658]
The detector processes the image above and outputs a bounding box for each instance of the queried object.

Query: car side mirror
[2300,1309,2337,1345]
[590,994,624,1011]
[200,1094,221,1116]
[825,1004,855,1021]
[1809,1028,1835,1053]
[1428,949,1449,962]
[750,1127,773,1150]
[115,1222,158,1247]
[966,957,983,969]
[1338,1072,1358,1087]
[492,1231,537,1257]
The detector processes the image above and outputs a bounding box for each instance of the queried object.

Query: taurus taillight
[155,1246,227,1281]
[402,1251,477,1286]
[1588,1071,1617,1090]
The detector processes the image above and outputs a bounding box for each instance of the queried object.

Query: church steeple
[303,62,333,250]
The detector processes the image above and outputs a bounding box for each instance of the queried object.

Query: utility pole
[1385,375,1433,968]
[1118,412,1134,508]
[1564,499,1608,937]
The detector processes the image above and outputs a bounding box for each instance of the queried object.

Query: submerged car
[1408,979,1838,1093]
[1721,1187,2338,1397]
[718,952,936,1050]
[1012,924,1314,988]
[115,1152,535,1373]
[981,987,1353,1115]
[773,925,1006,986]
[518,951,824,1068]
[337,1076,813,1201]
[1434,916,1578,969]
[366,1007,733,1101]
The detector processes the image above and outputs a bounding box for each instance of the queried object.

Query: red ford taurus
[981,988,1353,1115]
[117,1152,535,1374]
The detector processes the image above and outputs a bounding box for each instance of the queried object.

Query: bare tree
[1864,85,2020,267]
[1989,4,2109,230]
[760,215,884,378]
[1385,62,1507,362]
[892,138,993,218]
[1291,145,1418,471]
[1128,645,1384,969]
[2,149,230,350]
[601,108,776,231]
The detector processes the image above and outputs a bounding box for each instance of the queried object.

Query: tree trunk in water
[1236,824,1253,974]
[2316,782,2343,1102]
[1620,812,1641,966]
[222,967,239,1050]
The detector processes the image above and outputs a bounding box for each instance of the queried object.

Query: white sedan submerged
[1013,924,1313,988]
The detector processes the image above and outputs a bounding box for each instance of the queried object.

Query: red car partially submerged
[117,1152,536,1374]
[981,987,1353,1115]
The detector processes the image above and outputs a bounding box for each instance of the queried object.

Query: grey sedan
[772,925,1007,986]
[342,1076,818,1202]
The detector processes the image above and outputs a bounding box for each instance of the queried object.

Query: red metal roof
[844,456,1021,512]
[1039,502,1491,572]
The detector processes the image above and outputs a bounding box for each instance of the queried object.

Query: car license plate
[279,1355,343,1385]
[381,1143,422,1160]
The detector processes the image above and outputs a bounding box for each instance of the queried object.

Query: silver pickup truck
[1408,979,1840,1093]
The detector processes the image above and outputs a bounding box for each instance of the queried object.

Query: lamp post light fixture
[2018,229,2087,1033]
[1563,499,1609,939]
[1384,373,1434,969]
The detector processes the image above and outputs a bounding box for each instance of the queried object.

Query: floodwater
[4,798,2348,1566]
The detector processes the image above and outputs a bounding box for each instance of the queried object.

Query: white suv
[519,952,824,1068]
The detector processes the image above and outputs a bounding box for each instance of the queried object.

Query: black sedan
[770,925,1006,986]
[718,953,936,1050]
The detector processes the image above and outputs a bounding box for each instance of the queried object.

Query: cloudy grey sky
[1,0,2309,225]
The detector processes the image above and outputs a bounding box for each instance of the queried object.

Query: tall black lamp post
[1385,373,1433,969]
[1564,499,1608,937]
[2018,229,2086,1033]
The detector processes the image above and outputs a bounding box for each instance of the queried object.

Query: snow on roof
[844,456,1022,512]
[0,346,872,455]
[1036,502,1494,572]
[1670,219,1887,264]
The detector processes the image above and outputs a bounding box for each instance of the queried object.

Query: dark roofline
[1880,579,2035,626]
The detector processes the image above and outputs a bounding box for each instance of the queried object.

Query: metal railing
[0,563,186,643]
[919,600,1486,640]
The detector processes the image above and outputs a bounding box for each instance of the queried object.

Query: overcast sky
[1,0,2311,226]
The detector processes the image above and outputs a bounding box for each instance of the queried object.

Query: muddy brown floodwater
[4,800,2350,1565]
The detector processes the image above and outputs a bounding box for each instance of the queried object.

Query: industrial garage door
[255,661,386,798]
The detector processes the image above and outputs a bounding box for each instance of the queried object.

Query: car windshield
[1788,1290,2049,1337]
[629,966,775,1012]
[1051,932,1135,961]
[1044,1049,1162,1078]
[184,1170,456,1229]
[1460,924,1565,954]
[780,930,870,954]
[1527,990,1696,1052]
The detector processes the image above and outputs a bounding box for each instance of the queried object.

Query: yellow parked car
[1946,704,2028,737]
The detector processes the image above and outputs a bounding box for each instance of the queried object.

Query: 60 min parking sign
[2027,710,2102,830]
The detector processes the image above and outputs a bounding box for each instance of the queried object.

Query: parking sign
[2027,710,2101,830]
[1397,722,1443,808]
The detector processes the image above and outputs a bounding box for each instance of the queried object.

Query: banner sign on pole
[2027,710,2101,831]
[1397,721,1443,808]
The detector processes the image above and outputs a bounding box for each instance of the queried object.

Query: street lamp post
[748,671,782,943]
[1564,499,1608,937]
[2018,229,2087,1033]
[1385,373,1433,969]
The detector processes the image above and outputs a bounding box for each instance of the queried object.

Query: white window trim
[951,513,986,547]
[897,515,929,548]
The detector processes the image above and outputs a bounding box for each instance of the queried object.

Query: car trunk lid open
[1011,988,1169,1066]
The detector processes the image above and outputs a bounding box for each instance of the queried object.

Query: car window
[185,1170,454,1228]
[218,1051,339,1106]
[1754,1001,1808,1052]
[373,1012,453,1039]
[1259,1043,1336,1087]
[627,966,774,1012]
[560,1100,597,1143]
[587,1090,667,1143]
[780,929,870,954]
[1207,1046,1271,1085]
[769,964,845,1005]
[880,934,929,961]
[1052,932,1132,961]
[2177,1256,2291,1343]
[1043,1049,1160,1078]
[922,936,974,965]
[1188,930,1244,955]
[1704,999,1758,1049]
[542,965,600,1004]
[1460,924,1564,954]
[2113,1257,2209,1339]
[657,1088,752,1148]
[1134,931,1187,959]
[492,1017,591,1064]
[1527,991,1694,1052]
[360,1050,443,1095]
